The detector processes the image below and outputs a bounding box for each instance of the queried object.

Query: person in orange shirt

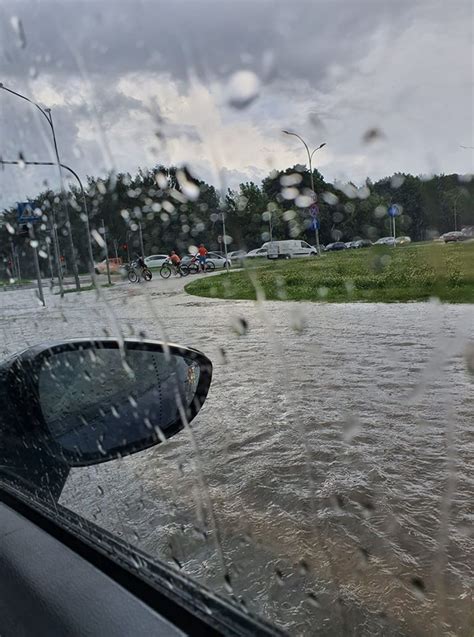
[169,250,181,275]
[197,244,208,272]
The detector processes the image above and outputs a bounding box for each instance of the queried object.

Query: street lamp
[452,190,467,232]
[0,159,95,283]
[0,82,81,292]
[282,130,326,254]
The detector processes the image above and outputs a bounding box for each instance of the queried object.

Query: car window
[1,1,473,636]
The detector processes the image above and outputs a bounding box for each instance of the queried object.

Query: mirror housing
[0,339,212,497]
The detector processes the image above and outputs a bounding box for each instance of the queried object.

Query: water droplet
[154,425,167,443]
[362,128,384,144]
[227,70,260,109]
[308,111,325,130]
[274,568,284,585]
[10,16,26,48]
[30,239,39,248]
[177,170,200,201]
[280,173,302,187]
[342,415,361,442]
[281,187,298,200]
[6,223,15,235]
[410,576,426,600]
[18,153,26,169]
[29,66,38,79]
[318,286,329,298]
[91,229,105,247]
[230,316,248,336]
[322,191,338,205]
[224,571,233,593]
[307,592,321,608]
[391,174,405,189]
[298,558,310,575]
[296,194,313,208]
[97,485,104,496]
[464,342,474,375]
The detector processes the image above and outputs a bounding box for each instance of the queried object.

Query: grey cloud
[1,0,423,86]
[0,0,472,206]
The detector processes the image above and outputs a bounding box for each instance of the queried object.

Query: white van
[266,240,317,260]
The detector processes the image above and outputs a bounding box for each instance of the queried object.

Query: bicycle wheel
[143,268,152,281]
[179,264,190,277]
[188,263,199,274]
[128,270,138,283]
[160,264,172,279]
[205,261,215,272]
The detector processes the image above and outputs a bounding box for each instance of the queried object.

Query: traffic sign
[310,217,320,230]
[388,204,401,218]
[17,201,41,224]
[309,204,319,218]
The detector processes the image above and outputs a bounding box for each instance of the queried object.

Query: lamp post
[282,130,326,254]
[0,82,81,292]
[0,159,95,284]
[220,210,230,271]
[452,191,466,232]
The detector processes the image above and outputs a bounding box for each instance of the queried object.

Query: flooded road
[2,278,473,636]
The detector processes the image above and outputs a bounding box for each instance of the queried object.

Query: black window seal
[0,481,285,637]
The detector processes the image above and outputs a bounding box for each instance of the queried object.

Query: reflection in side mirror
[1,339,212,473]
[37,342,210,465]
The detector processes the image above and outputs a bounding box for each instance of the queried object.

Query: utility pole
[138,221,145,257]
[221,211,230,271]
[46,237,54,284]
[28,223,45,306]
[102,219,112,286]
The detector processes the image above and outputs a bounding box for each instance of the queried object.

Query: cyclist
[169,250,181,275]
[134,254,146,282]
[197,244,208,272]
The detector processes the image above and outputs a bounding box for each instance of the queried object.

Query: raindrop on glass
[10,16,26,48]
[226,70,260,109]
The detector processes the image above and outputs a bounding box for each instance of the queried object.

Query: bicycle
[187,256,215,274]
[159,261,190,278]
[127,261,152,283]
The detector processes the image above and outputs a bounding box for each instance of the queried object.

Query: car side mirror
[1,339,212,469]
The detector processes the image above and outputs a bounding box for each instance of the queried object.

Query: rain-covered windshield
[1,1,473,635]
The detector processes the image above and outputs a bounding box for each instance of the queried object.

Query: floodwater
[2,278,473,636]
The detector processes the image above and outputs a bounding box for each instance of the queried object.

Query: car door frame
[0,479,283,637]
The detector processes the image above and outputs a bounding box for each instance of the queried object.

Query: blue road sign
[309,204,319,218]
[311,217,320,230]
[17,201,41,224]
[388,204,401,218]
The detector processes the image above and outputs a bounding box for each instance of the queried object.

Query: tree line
[1,163,473,280]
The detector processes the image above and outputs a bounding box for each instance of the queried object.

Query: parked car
[353,239,373,248]
[228,249,247,261]
[442,231,466,243]
[395,236,411,245]
[94,257,123,274]
[374,237,396,246]
[244,248,268,258]
[267,240,317,259]
[325,242,346,251]
[206,251,232,268]
[144,254,169,268]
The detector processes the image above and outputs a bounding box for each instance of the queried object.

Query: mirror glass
[37,346,201,457]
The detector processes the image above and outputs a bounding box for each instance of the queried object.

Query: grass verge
[185,243,474,303]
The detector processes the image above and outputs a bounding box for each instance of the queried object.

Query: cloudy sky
[0,0,472,207]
